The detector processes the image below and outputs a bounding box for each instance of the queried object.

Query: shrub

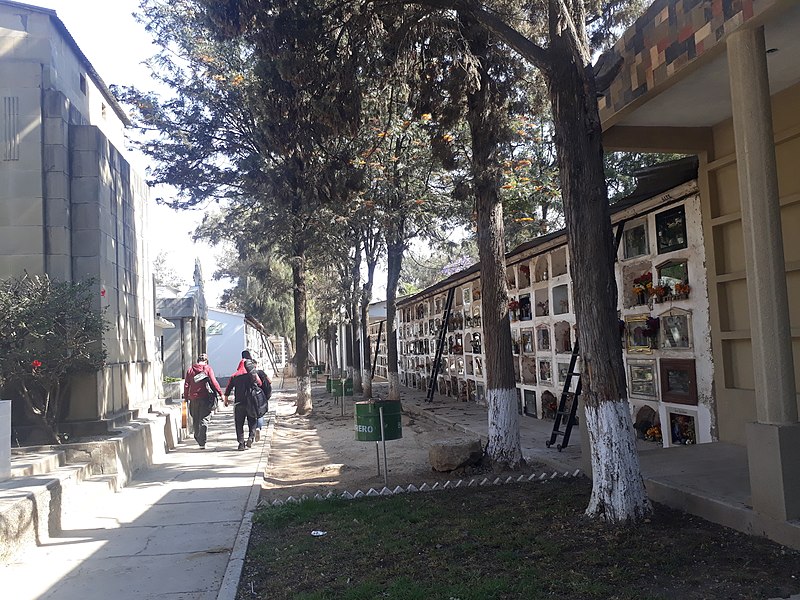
[0,274,108,444]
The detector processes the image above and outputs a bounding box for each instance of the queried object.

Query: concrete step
[9,449,67,478]
[0,461,93,564]
[0,407,180,566]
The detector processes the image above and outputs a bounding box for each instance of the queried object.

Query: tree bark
[360,259,378,399]
[465,17,522,468]
[291,245,312,415]
[385,235,404,401]
[546,36,650,522]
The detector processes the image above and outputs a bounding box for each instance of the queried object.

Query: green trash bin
[331,378,353,397]
[354,399,402,441]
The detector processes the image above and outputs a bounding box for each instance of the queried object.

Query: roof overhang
[600,1,800,145]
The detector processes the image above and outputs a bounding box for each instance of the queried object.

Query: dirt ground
[260,383,544,503]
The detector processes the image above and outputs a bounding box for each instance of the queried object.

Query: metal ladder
[546,221,626,450]
[425,287,455,402]
[546,341,581,451]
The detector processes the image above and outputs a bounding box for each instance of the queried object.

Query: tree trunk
[350,303,362,393]
[547,38,650,522]
[385,236,404,401]
[291,248,312,415]
[360,260,378,399]
[465,18,522,468]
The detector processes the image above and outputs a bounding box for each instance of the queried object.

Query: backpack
[187,366,211,401]
[245,383,269,420]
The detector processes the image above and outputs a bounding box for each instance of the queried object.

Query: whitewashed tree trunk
[584,400,650,521]
[465,18,522,468]
[486,388,522,466]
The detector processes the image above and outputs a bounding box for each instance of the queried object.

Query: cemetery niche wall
[396,157,715,448]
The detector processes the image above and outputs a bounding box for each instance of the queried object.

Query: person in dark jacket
[183,353,224,450]
[224,359,266,450]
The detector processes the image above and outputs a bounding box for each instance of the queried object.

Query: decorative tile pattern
[600,0,777,124]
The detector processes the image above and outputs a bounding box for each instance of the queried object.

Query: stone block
[71,228,101,257]
[44,170,69,200]
[70,150,101,178]
[0,196,42,227]
[41,89,69,119]
[0,254,44,278]
[72,255,101,280]
[69,125,104,153]
[46,198,70,227]
[43,145,68,173]
[429,439,483,472]
[46,253,71,281]
[747,422,800,521]
[0,167,41,201]
[45,225,70,256]
[70,202,100,230]
[0,225,43,254]
[70,176,101,204]
[43,117,68,146]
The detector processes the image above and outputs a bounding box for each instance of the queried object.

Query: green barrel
[354,400,402,442]
[344,378,354,397]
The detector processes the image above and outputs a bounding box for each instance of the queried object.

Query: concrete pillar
[0,400,10,481]
[728,26,800,521]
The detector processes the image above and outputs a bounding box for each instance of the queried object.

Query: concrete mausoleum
[0,1,159,435]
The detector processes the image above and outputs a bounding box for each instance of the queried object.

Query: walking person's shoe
[245,437,254,449]
[254,428,261,443]
[237,441,246,451]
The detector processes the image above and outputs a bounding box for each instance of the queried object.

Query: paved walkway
[0,400,284,600]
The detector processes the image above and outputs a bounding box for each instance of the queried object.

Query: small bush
[0,273,108,443]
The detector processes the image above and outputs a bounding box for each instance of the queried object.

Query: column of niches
[619,198,713,449]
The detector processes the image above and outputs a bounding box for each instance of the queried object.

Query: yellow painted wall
[704,81,800,443]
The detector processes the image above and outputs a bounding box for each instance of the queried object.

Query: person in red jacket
[183,353,224,449]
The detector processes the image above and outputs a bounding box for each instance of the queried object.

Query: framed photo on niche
[628,360,657,398]
[655,205,688,254]
[660,308,692,350]
[660,358,698,405]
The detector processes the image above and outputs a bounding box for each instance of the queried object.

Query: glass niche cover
[660,308,692,350]
[655,205,688,254]
[628,360,657,398]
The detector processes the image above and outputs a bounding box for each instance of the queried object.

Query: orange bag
[181,400,188,429]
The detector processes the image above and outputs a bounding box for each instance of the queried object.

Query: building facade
[0,1,158,425]
[396,159,714,449]
[600,0,799,523]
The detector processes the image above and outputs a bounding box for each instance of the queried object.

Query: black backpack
[245,383,268,420]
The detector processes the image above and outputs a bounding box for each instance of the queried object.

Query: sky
[33,0,230,303]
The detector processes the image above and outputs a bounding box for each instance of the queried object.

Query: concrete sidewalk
[0,402,275,600]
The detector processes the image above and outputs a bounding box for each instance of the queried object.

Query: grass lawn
[238,478,799,600]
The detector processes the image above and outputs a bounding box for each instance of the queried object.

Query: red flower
[31,360,42,369]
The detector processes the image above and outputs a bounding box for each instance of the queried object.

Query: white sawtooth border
[267,469,584,507]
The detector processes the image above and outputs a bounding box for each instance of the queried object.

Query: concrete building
[156,261,208,381]
[396,158,713,448]
[600,0,800,526]
[206,307,283,383]
[0,1,158,431]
